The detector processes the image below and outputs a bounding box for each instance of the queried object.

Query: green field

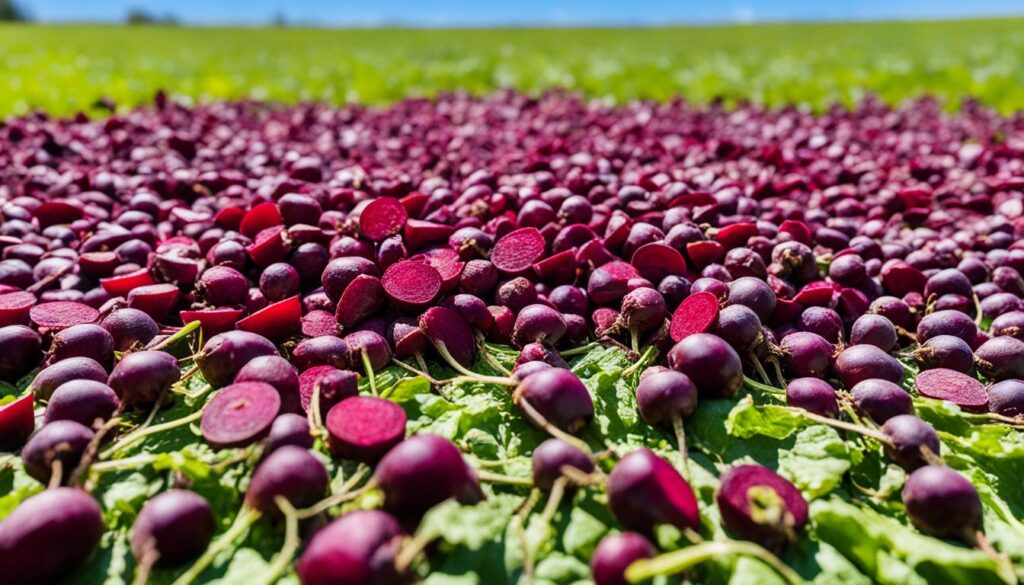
[2,18,1024,117]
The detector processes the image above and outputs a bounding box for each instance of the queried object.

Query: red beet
[325,396,407,462]
[239,201,284,239]
[881,415,941,471]
[374,434,481,519]
[200,382,281,448]
[21,420,95,484]
[197,330,279,387]
[491,227,546,274]
[716,464,808,553]
[834,344,904,388]
[902,465,982,543]
[245,445,329,516]
[179,307,245,337]
[237,295,301,341]
[30,356,108,400]
[301,310,339,337]
[513,368,594,434]
[607,448,700,534]
[45,380,120,428]
[850,379,914,423]
[235,355,301,414]
[100,308,160,351]
[360,197,408,241]
[131,489,215,566]
[419,306,478,367]
[381,260,442,311]
[667,333,743,398]
[669,291,719,342]
[298,366,359,414]
[631,242,686,283]
[29,301,99,330]
[914,368,988,412]
[975,336,1024,380]
[0,325,42,383]
[0,393,34,450]
[0,291,35,327]
[336,275,385,328]
[590,532,656,585]
[785,378,839,417]
[127,284,180,322]
[296,510,403,585]
[100,268,155,298]
[292,335,351,371]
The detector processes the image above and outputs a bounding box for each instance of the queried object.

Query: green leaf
[419,495,524,549]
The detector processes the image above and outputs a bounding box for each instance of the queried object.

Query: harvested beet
[834,344,904,388]
[716,464,808,553]
[127,284,180,322]
[375,434,481,519]
[197,330,279,387]
[588,261,639,306]
[531,438,595,491]
[988,379,1024,417]
[360,197,408,241]
[21,420,94,485]
[850,379,914,423]
[29,301,99,330]
[667,333,743,398]
[30,357,108,401]
[419,306,478,367]
[325,396,407,462]
[0,393,35,450]
[298,366,359,414]
[100,268,156,298]
[235,355,301,414]
[265,413,314,454]
[631,242,686,283]
[491,227,546,274]
[0,325,42,383]
[902,465,982,542]
[179,307,245,337]
[322,257,380,302]
[237,295,301,341]
[100,308,160,351]
[381,260,442,311]
[239,201,284,239]
[131,489,215,567]
[45,380,120,428]
[301,310,339,337]
[336,275,386,328]
[297,510,403,585]
[292,335,351,371]
[200,381,282,448]
[881,415,941,471]
[669,291,719,342]
[48,324,115,368]
[791,281,835,306]
[246,445,329,516]
[975,336,1024,380]
[513,367,594,434]
[914,368,988,412]
[590,532,656,585]
[785,377,839,417]
[512,304,567,347]
[607,448,700,534]
[0,291,35,327]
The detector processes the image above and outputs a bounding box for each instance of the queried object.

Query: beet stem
[767,357,787,388]
[516,397,591,454]
[750,353,771,385]
[479,343,512,376]
[307,383,326,439]
[395,530,435,575]
[90,453,159,473]
[621,345,658,377]
[973,294,983,327]
[360,350,378,395]
[975,531,1017,583]
[515,490,542,583]
[295,468,373,520]
[672,417,690,481]
[389,358,443,386]
[47,459,63,489]
[70,415,123,485]
[172,506,261,585]
[258,497,300,585]
[101,407,207,459]
[625,540,806,585]
[797,410,891,444]
[149,319,201,352]
[559,342,601,357]
[743,375,785,396]
[985,412,1024,427]
[476,470,534,487]
[435,341,515,386]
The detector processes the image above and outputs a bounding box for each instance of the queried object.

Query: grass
[1,18,1024,117]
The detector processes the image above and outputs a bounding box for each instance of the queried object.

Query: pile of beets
[1,90,1023,584]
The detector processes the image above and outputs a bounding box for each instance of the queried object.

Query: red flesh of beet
[914,368,989,412]
[336,275,386,328]
[631,242,687,283]
[201,381,282,448]
[29,301,99,330]
[669,291,720,342]
[127,284,180,321]
[714,222,758,249]
[0,393,34,449]
[180,307,245,337]
[791,281,835,306]
[100,269,155,297]
[381,260,442,310]
[685,240,725,268]
[0,291,36,327]
[301,310,339,337]
[239,201,284,239]
[360,197,408,241]
[237,295,301,341]
[491,227,546,274]
[325,396,407,462]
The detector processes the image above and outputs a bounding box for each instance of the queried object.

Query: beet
[197,330,279,387]
[531,438,595,491]
[0,393,35,450]
[360,197,408,241]
[849,314,898,352]
[913,335,975,373]
[513,367,594,434]
[670,291,722,342]
[326,396,407,462]
[607,448,700,534]
[100,308,160,351]
[834,344,904,388]
[0,291,35,327]
[491,227,546,274]
[236,295,301,341]
[298,366,359,414]
[635,370,698,425]
[265,413,314,454]
[902,465,982,542]
[588,261,640,306]
[292,335,351,371]
[246,445,329,516]
[667,333,743,398]
[511,304,567,347]
[916,310,977,345]
[988,379,1024,418]
[45,380,120,428]
[29,301,99,330]
[200,382,282,448]
[131,489,215,566]
[48,324,114,368]
[100,268,156,298]
[381,260,442,311]
[850,379,914,423]
[778,331,833,378]
[716,464,809,553]
[590,532,656,585]
[419,306,478,367]
[108,350,181,406]
[29,356,108,401]
[975,336,1024,380]
[727,277,777,321]
[375,434,481,519]
[881,415,941,471]
[296,510,403,585]
[786,377,839,417]
[322,257,380,302]
[197,266,249,306]
[0,325,42,383]
[180,307,245,337]
[914,368,988,412]
[336,275,386,328]
[234,355,301,414]
[631,242,686,284]
[345,330,393,374]
[21,420,95,485]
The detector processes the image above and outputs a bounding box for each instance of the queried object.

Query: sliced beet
[237,295,301,341]
[778,220,813,245]
[532,249,577,285]
[685,240,725,268]
[246,225,290,266]
[200,381,282,448]
[297,366,359,414]
[0,291,35,327]
[214,206,245,231]
[491,227,546,274]
[714,222,758,249]
[881,261,926,296]
[388,317,427,358]
[301,310,339,337]
[359,197,408,241]
[417,247,464,292]
[0,393,34,450]
[716,464,808,553]
[914,368,989,412]
[607,448,700,534]
[669,291,719,342]
[100,268,155,298]
[791,281,835,306]
[126,284,180,322]
[180,307,245,337]
[33,201,83,228]
[325,396,407,462]
[78,251,120,278]
[29,301,99,330]
[239,201,283,239]
[404,219,455,250]
[631,242,686,283]
[419,306,477,367]
[336,275,385,328]
[381,260,442,311]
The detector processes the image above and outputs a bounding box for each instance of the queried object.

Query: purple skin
[785,378,839,418]
[975,336,1024,380]
[344,330,392,373]
[440,294,493,330]
[531,438,596,491]
[828,254,866,287]
[635,370,699,425]
[549,285,589,316]
[715,304,764,354]
[881,415,941,471]
[264,413,314,454]
[512,360,553,381]
[29,357,108,401]
[511,304,567,347]
[779,332,833,378]
[727,277,777,321]
[988,380,1024,417]
[259,262,301,302]
[589,532,656,585]
[296,510,404,585]
[291,335,351,371]
[48,324,115,369]
[667,333,744,398]
[834,344,904,388]
[513,368,594,434]
[321,256,380,302]
[923,268,973,299]
[716,464,809,553]
[869,296,912,328]
[913,335,975,373]
[197,265,249,306]
[691,277,729,299]
[850,379,914,423]
[619,287,668,337]
[374,434,482,520]
[44,380,120,428]
[108,350,182,406]
[849,314,898,352]
[771,241,818,284]
[131,490,215,566]
[0,488,105,584]
[658,275,691,307]
[607,448,700,534]
[902,465,983,542]
[20,420,95,485]
[916,310,977,345]
[514,342,569,369]
[245,446,329,516]
[197,330,279,387]
[235,355,301,414]
[797,306,844,344]
[100,308,159,351]
[990,311,1024,340]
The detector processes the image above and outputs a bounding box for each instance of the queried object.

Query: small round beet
[296,510,403,585]
[45,380,119,428]
[197,265,249,306]
[779,331,833,378]
[902,465,982,542]
[197,330,279,387]
[131,489,215,566]
[265,413,314,454]
[607,448,700,534]
[108,350,181,406]
[870,295,912,328]
[326,396,407,462]
[245,446,329,516]
[514,342,569,369]
[344,330,392,373]
[834,344,904,388]
[667,333,743,398]
[100,308,160,351]
[728,277,777,321]
[259,262,301,303]
[849,314,898,352]
[513,368,594,435]
[292,335,351,371]
[511,304,567,348]
[916,310,977,345]
[47,323,115,369]
[913,335,974,373]
[590,532,656,585]
[850,379,914,423]
[21,420,95,485]
[798,306,843,344]
[988,379,1024,417]
[29,356,108,400]
[531,438,595,491]
[619,287,668,337]
[512,360,553,381]
[201,382,281,448]
[880,415,941,471]
[785,378,839,417]
[374,434,481,519]
[715,304,763,353]
[975,336,1024,380]
[716,464,808,553]
[0,488,104,584]
[235,355,301,414]
[635,370,698,425]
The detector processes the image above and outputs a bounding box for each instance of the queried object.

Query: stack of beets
[1,91,1023,583]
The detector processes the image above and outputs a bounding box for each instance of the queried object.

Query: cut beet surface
[669,291,720,342]
[532,249,577,285]
[0,393,34,450]
[779,220,813,245]
[33,201,83,228]
[631,243,687,283]
[420,306,478,367]
[792,281,835,306]
[238,295,301,341]
[381,260,442,310]
[685,240,725,268]
[0,291,36,327]
[246,225,290,266]
[298,366,358,414]
[403,219,455,250]
[667,191,716,208]
[491,227,546,274]
[201,382,282,448]
[914,368,989,412]
[336,275,385,328]
[78,251,120,278]
[239,201,284,239]
[127,284,180,322]
[100,269,156,298]
[301,310,339,337]
[180,307,244,337]
[359,197,408,241]
[714,222,759,249]
[214,206,245,231]
[29,301,100,330]
[417,247,464,292]
[325,396,407,462]
[881,262,927,296]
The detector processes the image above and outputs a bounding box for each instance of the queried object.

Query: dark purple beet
[374,434,482,519]
[606,448,700,534]
[850,379,914,423]
[779,331,833,378]
[245,446,329,516]
[916,310,977,345]
[100,308,159,351]
[264,413,314,454]
[988,379,1024,417]
[834,344,904,388]
[108,350,181,406]
[29,356,108,400]
[131,489,215,566]
[296,510,403,585]
[849,314,898,352]
[913,335,975,373]
[20,420,95,485]
[716,464,809,553]
[975,336,1024,380]
[44,380,120,428]
[513,368,594,434]
[531,438,595,491]
[234,355,301,414]
[902,465,982,542]
[197,330,279,387]
[880,415,941,471]
[590,532,656,585]
[635,370,698,425]
[785,378,839,417]
[667,333,743,398]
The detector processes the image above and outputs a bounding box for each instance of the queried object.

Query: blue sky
[18,0,1024,26]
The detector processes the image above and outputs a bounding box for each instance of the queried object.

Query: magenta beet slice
[532,249,577,285]
[77,251,119,278]
[214,206,245,231]
[881,261,927,296]
[403,219,454,250]
[298,366,358,414]
[491,227,546,274]
[246,225,290,266]
[0,291,36,327]
[667,191,716,208]
[336,275,385,328]
[417,247,464,292]
[778,220,813,245]
[100,268,155,297]
[239,201,284,239]
[301,310,339,337]
[914,368,989,412]
[792,281,835,306]
[360,197,408,241]
[771,298,804,324]
[127,284,180,321]
[669,291,720,342]
[201,381,281,448]
[325,396,407,462]
[238,295,301,341]
[419,306,477,367]
[685,240,725,268]
[381,260,442,310]
[401,192,429,217]
[29,301,99,330]
[0,393,34,449]
[714,222,758,249]
[33,201,83,228]
[180,307,244,337]
[631,243,687,283]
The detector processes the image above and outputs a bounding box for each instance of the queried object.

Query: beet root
[716,464,808,553]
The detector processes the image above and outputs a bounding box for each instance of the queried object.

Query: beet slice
[668,191,716,208]
[417,247,464,292]
[532,249,577,285]
[301,310,339,337]
[127,284,180,322]
[0,291,36,327]
[214,206,245,231]
[360,197,408,241]
[419,306,477,367]
[237,295,301,341]
[77,251,119,278]
[180,307,244,337]
[336,275,385,328]
[381,260,442,311]
[298,366,358,414]
[29,301,99,330]
[792,281,835,306]
[685,240,725,268]
[779,220,813,245]
[200,381,281,448]
[881,261,927,296]
[631,243,687,283]
[33,201,83,228]
[914,368,989,412]
[0,393,34,450]
[714,222,758,249]
[325,396,407,462]
[246,225,290,266]
[669,291,720,342]
[239,201,284,239]
[491,227,546,274]
[403,219,454,250]
[100,268,155,297]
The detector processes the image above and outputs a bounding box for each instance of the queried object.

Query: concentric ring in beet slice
[0,291,36,327]
[914,368,989,413]
[325,396,407,462]
[201,382,282,448]
[491,227,546,274]
[669,291,720,343]
[381,260,442,311]
[359,197,408,241]
[631,242,687,283]
[29,301,99,330]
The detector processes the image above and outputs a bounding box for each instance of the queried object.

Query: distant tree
[0,0,30,21]
[272,11,288,27]
[125,8,179,25]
